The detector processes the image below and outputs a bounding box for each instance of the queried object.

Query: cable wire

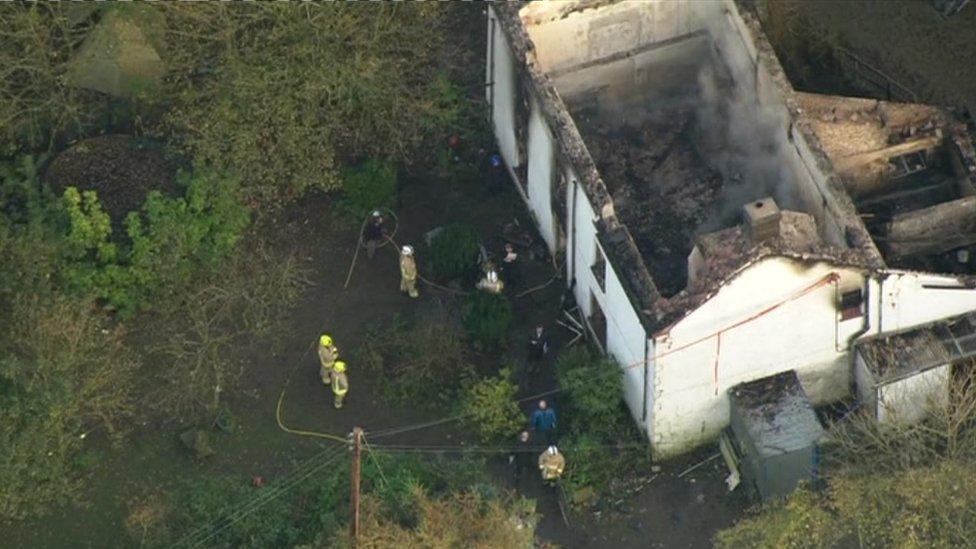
[364,387,564,439]
[173,444,346,548]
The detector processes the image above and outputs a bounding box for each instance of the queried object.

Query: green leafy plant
[461,292,512,349]
[428,223,480,280]
[553,346,649,512]
[338,158,397,221]
[0,294,135,520]
[56,167,251,316]
[459,368,523,443]
[359,318,474,409]
[555,346,625,436]
[122,167,251,310]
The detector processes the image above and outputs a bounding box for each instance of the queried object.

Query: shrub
[142,475,318,547]
[122,167,251,310]
[0,294,136,519]
[56,166,251,316]
[552,346,649,511]
[461,292,512,349]
[355,487,537,549]
[359,318,473,409]
[338,159,397,221]
[555,346,625,436]
[458,368,523,443]
[428,223,480,281]
[160,2,456,206]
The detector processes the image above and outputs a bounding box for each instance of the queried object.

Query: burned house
[487,0,976,457]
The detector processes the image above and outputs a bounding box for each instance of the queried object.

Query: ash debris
[578,104,723,297]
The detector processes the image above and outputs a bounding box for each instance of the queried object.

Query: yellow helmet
[333,361,347,373]
[320,334,333,347]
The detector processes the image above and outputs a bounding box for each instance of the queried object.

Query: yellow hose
[275,387,348,443]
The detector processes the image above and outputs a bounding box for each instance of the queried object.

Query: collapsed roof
[494,0,976,331]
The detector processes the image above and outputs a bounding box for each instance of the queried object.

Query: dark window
[592,242,606,292]
[840,289,864,321]
[589,291,607,350]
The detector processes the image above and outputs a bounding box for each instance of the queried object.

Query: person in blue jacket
[530,399,557,445]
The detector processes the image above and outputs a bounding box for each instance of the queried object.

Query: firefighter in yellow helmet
[399,245,419,298]
[538,445,565,486]
[476,269,504,294]
[318,334,339,385]
[332,361,349,409]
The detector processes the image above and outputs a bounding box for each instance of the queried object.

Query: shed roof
[857,311,976,383]
[729,370,824,459]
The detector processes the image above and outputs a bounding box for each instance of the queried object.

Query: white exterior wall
[853,351,877,416]
[526,98,558,250]
[877,365,950,424]
[604,258,653,435]
[522,0,718,73]
[487,7,519,171]
[877,271,976,333]
[565,165,653,439]
[652,258,867,457]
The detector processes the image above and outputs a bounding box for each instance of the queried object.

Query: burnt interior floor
[574,104,726,296]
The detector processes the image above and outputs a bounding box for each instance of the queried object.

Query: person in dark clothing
[527,325,549,363]
[500,243,520,288]
[530,400,557,446]
[509,430,534,485]
[488,153,504,192]
[363,210,385,260]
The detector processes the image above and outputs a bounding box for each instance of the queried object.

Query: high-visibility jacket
[332,371,348,396]
[400,255,417,281]
[318,344,338,367]
[539,450,565,481]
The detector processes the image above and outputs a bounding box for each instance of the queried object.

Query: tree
[159,2,457,205]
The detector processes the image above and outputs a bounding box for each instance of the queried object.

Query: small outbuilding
[854,312,976,424]
[723,371,824,501]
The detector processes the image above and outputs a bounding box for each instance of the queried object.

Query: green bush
[122,167,251,309]
[461,292,512,350]
[428,223,480,280]
[555,346,625,436]
[0,295,135,520]
[57,166,251,316]
[160,2,457,206]
[553,346,649,511]
[458,368,523,443]
[359,317,474,409]
[338,158,397,221]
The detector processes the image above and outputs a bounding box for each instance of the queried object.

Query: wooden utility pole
[349,426,363,543]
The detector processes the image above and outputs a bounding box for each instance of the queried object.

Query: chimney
[742,197,781,243]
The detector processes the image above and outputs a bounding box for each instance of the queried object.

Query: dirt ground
[44,134,181,220]
[2,159,743,547]
[764,0,976,110]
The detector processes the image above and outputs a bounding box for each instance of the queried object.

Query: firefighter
[399,245,419,298]
[332,361,349,409]
[538,445,565,486]
[318,334,339,385]
[476,269,505,294]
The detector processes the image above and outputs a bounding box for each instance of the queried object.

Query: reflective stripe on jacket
[332,372,348,396]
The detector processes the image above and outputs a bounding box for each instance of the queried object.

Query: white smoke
[692,13,800,233]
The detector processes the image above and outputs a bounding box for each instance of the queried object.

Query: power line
[364,387,564,439]
[172,444,346,548]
